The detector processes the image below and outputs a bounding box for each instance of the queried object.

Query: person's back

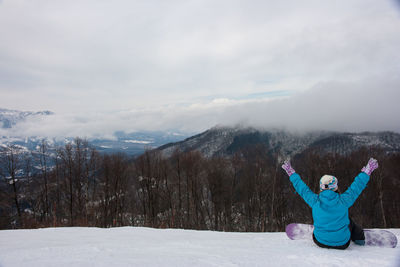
[282,158,378,249]
[313,190,351,246]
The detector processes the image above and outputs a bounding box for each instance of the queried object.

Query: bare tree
[57,143,75,226]
[0,144,24,227]
[34,139,51,221]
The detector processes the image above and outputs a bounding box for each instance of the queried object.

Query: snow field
[0,227,399,267]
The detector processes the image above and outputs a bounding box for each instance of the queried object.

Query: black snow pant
[312,218,365,250]
[349,218,365,242]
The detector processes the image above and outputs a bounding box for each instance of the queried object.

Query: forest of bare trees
[1,138,399,231]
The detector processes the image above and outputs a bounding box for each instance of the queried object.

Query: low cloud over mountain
[1,77,399,139]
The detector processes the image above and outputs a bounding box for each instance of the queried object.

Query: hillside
[158,126,400,158]
[0,227,399,267]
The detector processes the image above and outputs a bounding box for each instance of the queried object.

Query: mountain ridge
[2,108,399,158]
[158,126,400,158]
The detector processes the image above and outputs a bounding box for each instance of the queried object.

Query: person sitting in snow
[281,158,378,249]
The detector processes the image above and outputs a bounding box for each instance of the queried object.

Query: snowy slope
[0,227,399,267]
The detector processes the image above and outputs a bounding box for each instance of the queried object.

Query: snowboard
[285,223,398,248]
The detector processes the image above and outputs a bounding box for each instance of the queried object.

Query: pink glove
[282,160,296,177]
[361,158,378,175]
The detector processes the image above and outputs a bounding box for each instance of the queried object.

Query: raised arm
[282,161,318,208]
[341,158,378,208]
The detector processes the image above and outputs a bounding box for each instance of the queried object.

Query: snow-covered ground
[0,227,399,267]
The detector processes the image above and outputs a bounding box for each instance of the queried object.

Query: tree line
[1,138,399,231]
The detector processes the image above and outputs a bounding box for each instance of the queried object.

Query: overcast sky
[1,0,400,137]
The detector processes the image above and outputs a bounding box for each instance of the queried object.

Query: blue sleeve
[340,172,370,208]
[289,173,318,208]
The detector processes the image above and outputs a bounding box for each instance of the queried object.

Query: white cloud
[0,0,399,136]
[1,0,400,112]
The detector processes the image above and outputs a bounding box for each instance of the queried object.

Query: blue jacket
[289,172,370,246]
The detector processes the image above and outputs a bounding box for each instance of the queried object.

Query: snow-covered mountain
[158,126,400,158]
[0,108,188,156]
[0,108,53,129]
